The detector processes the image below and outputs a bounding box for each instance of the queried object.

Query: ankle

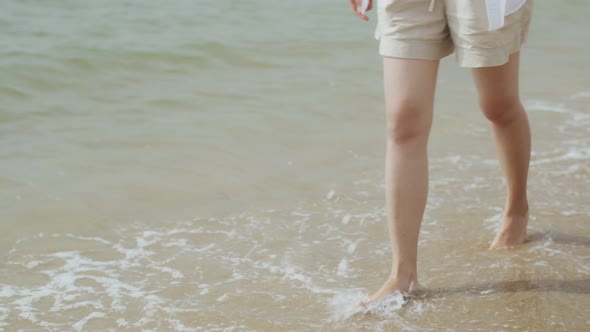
[504,200,529,218]
[389,265,417,282]
[499,208,529,232]
[386,271,418,293]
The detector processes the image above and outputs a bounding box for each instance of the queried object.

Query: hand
[348,0,373,21]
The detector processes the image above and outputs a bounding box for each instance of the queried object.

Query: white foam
[341,214,351,225]
[525,100,570,113]
[326,189,336,200]
[72,311,106,331]
[337,257,348,277]
[326,290,367,322]
[0,286,16,298]
[327,289,409,324]
[347,240,361,255]
[570,91,590,100]
[362,291,407,316]
[483,211,503,232]
[116,318,129,328]
[531,148,590,166]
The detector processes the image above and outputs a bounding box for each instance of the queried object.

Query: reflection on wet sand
[528,230,590,247]
[417,278,590,298]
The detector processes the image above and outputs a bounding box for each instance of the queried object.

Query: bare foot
[489,214,528,250]
[359,275,421,306]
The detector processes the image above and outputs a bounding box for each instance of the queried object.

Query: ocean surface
[1,0,589,330]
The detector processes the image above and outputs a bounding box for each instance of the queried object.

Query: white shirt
[370,0,527,31]
[487,0,528,31]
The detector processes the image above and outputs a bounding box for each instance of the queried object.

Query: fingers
[348,0,370,21]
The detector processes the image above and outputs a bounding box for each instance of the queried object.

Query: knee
[479,95,522,125]
[385,99,431,146]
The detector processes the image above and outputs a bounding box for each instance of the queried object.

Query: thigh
[471,51,520,105]
[384,57,439,107]
[383,57,439,122]
[383,57,439,142]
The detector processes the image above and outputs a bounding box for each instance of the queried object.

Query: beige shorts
[375,0,534,67]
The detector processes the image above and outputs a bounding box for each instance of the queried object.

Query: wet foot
[489,213,528,250]
[359,275,421,306]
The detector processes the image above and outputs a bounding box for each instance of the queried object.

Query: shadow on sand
[416,278,590,299]
[416,229,590,298]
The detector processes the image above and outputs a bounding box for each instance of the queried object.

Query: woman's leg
[471,52,530,249]
[362,57,439,305]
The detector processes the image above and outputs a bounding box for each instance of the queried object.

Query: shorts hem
[379,40,454,61]
[454,33,527,68]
